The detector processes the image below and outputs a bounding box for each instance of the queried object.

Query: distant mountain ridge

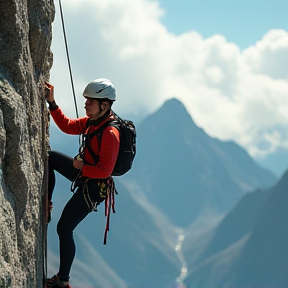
[184,169,288,287]
[127,98,277,227]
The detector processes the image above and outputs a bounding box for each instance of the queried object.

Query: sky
[157,0,288,49]
[50,0,288,176]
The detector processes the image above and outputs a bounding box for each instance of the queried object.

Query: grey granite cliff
[0,1,55,287]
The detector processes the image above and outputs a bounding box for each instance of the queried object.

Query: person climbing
[45,78,120,288]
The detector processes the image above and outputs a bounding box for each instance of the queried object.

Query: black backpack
[85,114,136,176]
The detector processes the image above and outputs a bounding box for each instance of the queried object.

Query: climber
[44,78,120,288]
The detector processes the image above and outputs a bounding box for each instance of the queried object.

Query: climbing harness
[58,0,79,118]
[71,176,117,245]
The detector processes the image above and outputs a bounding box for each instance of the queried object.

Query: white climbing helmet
[83,78,116,101]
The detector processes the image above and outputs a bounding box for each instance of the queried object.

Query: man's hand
[45,81,55,102]
[73,155,84,169]
[73,159,84,169]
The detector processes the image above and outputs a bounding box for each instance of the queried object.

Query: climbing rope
[58,0,79,118]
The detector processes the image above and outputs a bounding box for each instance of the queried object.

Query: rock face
[0,1,54,287]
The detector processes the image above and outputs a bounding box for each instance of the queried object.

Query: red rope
[103,177,116,245]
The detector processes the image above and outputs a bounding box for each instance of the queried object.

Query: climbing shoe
[47,200,53,223]
[46,274,71,288]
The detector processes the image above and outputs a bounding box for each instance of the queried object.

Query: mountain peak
[162,97,186,110]
[156,97,196,126]
[138,97,201,139]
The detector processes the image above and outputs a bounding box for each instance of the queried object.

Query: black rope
[59,0,79,118]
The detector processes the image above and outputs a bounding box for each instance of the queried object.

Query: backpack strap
[84,121,112,165]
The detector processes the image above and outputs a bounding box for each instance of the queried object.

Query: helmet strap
[98,99,105,112]
[98,99,112,113]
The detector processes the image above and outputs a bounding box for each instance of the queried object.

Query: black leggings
[48,151,80,201]
[48,151,100,280]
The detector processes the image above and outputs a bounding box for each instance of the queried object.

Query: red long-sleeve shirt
[50,107,120,179]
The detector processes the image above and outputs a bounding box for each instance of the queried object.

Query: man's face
[84,97,102,119]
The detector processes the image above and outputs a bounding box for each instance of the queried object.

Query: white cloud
[242,29,288,80]
[50,0,288,157]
